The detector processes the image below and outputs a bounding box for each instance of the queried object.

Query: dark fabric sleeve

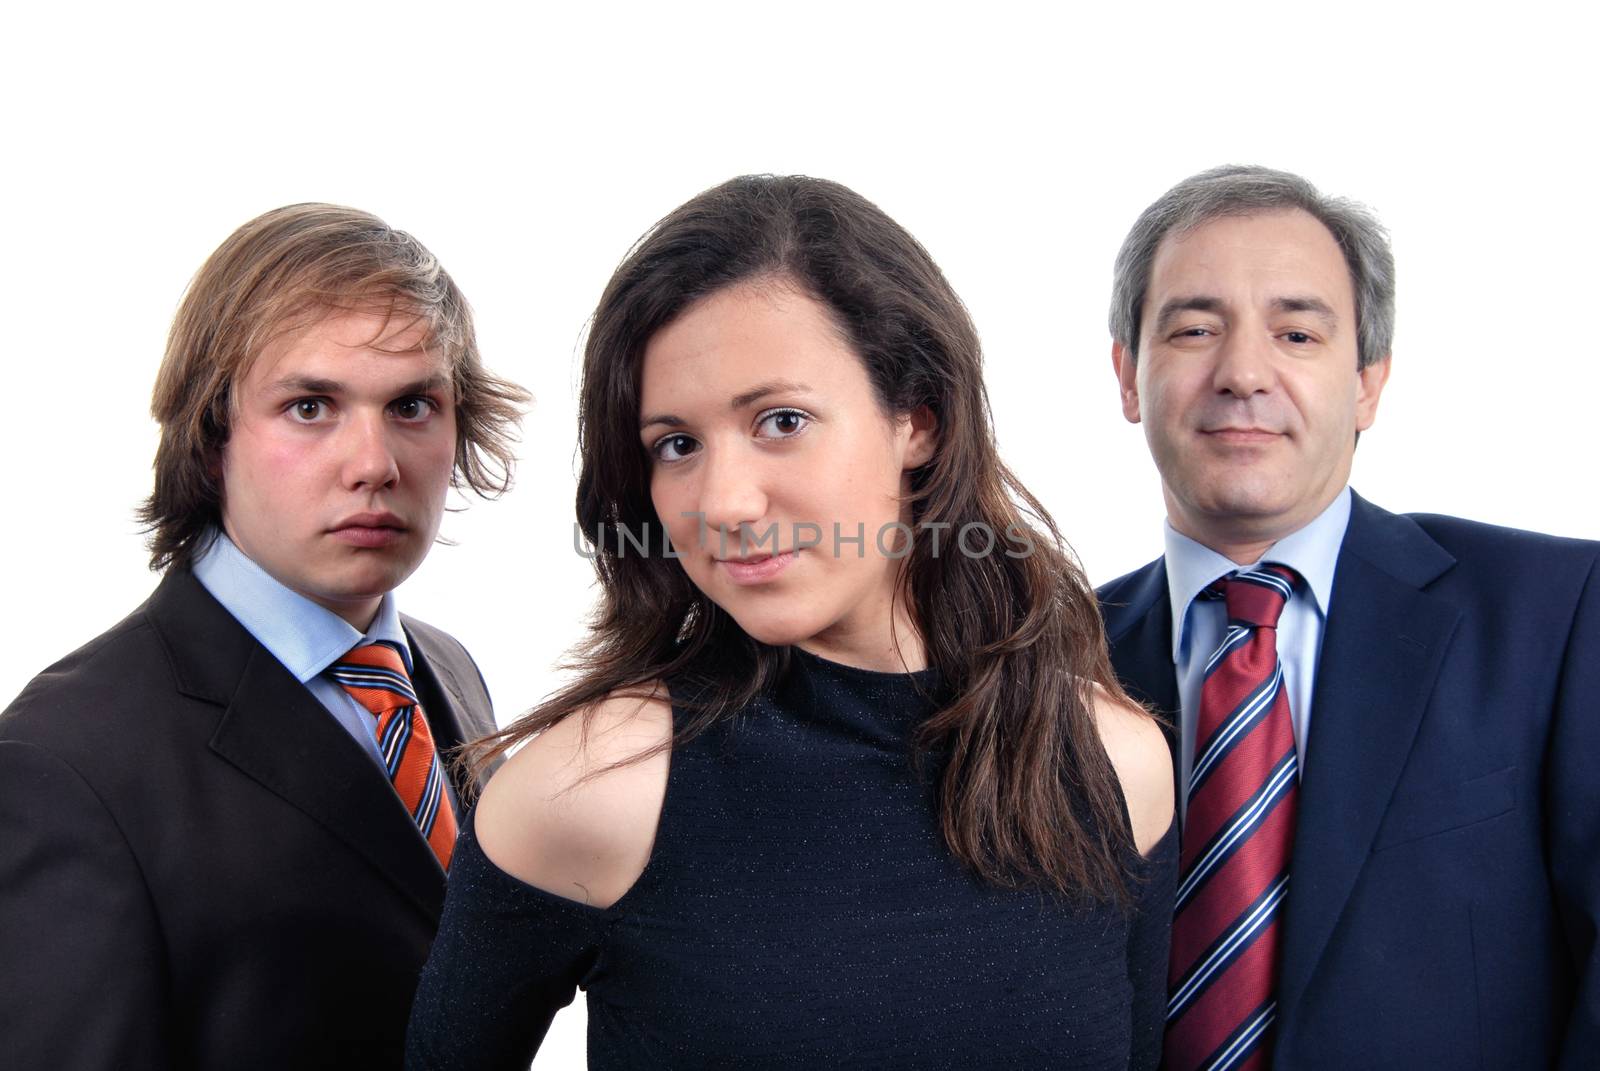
[0,740,172,1071]
[405,812,610,1071]
[1126,819,1178,1071]
[1551,555,1600,1071]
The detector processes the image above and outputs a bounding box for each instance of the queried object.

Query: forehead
[1146,209,1355,316]
[639,282,860,408]
[244,308,447,388]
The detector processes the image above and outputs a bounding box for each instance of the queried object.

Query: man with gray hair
[1098,165,1598,1069]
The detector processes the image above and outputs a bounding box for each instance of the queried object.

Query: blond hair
[139,203,530,570]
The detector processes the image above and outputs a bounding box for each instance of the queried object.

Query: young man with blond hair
[0,204,528,1069]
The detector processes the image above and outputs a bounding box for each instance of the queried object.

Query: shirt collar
[191,530,412,681]
[1163,486,1352,662]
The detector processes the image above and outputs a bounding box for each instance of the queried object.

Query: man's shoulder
[1096,556,1168,616]
[1096,557,1166,599]
[399,614,493,712]
[1358,499,1600,591]
[0,598,170,749]
[398,614,472,661]
[0,570,243,751]
[1402,510,1598,567]
[1339,499,1600,642]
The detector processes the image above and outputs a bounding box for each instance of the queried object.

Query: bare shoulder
[474,685,674,909]
[1090,684,1175,857]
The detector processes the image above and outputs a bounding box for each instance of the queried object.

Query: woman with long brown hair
[407,175,1175,1069]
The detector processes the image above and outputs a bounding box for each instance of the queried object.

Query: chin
[722,605,825,649]
[1210,492,1292,519]
[316,569,408,607]
[1184,468,1293,515]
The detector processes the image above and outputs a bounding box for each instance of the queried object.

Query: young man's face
[219,309,458,628]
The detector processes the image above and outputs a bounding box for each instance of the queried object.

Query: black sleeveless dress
[407,649,1176,1069]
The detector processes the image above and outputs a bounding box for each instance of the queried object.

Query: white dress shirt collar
[191,530,412,679]
[1163,486,1352,662]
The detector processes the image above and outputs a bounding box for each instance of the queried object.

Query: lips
[329,512,407,548]
[1201,427,1284,444]
[716,549,800,585]
[717,547,794,563]
[334,511,404,529]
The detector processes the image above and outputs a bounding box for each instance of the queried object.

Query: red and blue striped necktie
[329,642,458,871]
[1165,564,1300,1071]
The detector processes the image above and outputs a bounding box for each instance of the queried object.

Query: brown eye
[291,399,327,422]
[652,434,700,463]
[392,397,433,421]
[756,409,811,439]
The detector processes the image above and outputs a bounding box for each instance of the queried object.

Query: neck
[315,595,383,632]
[1182,531,1280,566]
[798,634,927,674]
[798,586,927,673]
[1168,489,1346,566]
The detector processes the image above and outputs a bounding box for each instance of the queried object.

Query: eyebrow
[1151,296,1225,336]
[639,379,813,431]
[1270,296,1339,327]
[263,373,453,398]
[1151,294,1340,335]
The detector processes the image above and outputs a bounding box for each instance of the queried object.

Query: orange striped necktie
[329,641,457,871]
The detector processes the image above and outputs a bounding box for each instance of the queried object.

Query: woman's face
[638,280,935,668]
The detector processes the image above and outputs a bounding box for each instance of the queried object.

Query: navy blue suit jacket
[1098,492,1599,1069]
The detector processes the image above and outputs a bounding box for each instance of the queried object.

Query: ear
[901,405,938,469]
[1354,354,1392,432]
[1112,341,1142,424]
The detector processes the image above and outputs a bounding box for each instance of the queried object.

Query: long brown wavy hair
[474,175,1141,899]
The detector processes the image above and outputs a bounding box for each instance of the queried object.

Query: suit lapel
[403,617,502,794]
[210,650,448,919]
[1275,494,1461,1028]
[149,571,446,922]
[403,622,497,801]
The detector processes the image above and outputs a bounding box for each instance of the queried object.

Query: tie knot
[1215,564,1298,628]
[329,641,418,717]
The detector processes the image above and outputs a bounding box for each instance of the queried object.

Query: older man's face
[1114,209,1390,558]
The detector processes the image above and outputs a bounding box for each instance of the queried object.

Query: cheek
[648,474,674,527]
[650,476,698,550]
[1138,367,1196,428]
[1136,383,1188,459]
[222,430,303,506]
[1287,375,1358,439]
[415,436,459,491]
[829,430,905,512]
[401,413,459,484]
[218,435,313,550]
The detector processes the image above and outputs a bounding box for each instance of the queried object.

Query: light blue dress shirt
[1165,487,1352,819]
[192,530,413,773]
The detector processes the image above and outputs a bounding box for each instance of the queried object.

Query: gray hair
[1109,165,1395,369]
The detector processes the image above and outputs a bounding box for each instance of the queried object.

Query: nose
[1211,327,1277,398]
[696,443,768,553]
[341,411,400,490]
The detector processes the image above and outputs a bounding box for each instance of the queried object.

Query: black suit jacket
[0,568,499,1070]
[1098,492,1599,1069]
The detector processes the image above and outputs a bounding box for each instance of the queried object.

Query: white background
[3,2,1596,1064]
